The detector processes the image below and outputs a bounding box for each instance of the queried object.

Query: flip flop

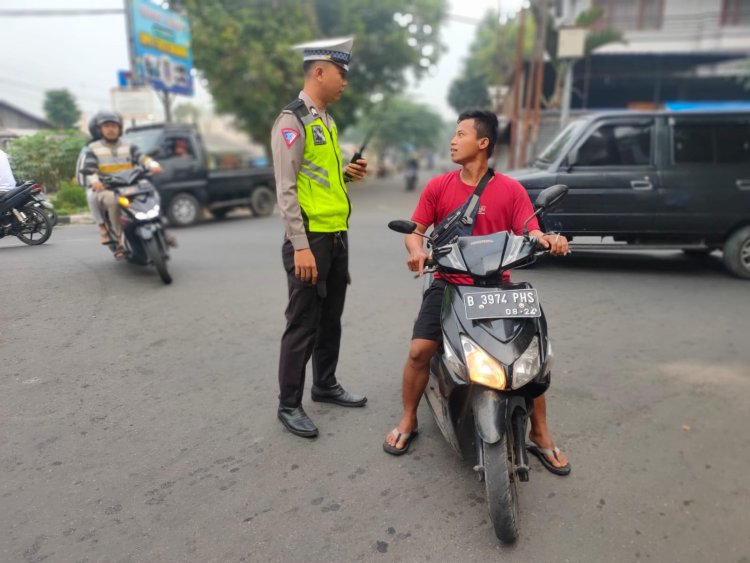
[113,247,126,261]
[526,442,571,476]
[383,428,418,456]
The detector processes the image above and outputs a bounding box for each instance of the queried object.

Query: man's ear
[478,137,489,151]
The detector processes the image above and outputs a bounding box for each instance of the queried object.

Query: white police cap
[292,36,354,71]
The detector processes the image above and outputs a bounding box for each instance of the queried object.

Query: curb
[57,213,95,226]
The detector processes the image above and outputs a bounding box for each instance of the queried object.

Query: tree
[176,0,447,154]
[174,102,202,124]
[43,89,81,129]
[448,10,534,114]
[349,97,445,157]
[6,130,87,191]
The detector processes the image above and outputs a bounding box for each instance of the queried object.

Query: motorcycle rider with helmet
[80,110,175,258]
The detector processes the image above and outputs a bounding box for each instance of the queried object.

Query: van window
[673,121,750,164]
[575,123,652,166]
[715,123,750,163]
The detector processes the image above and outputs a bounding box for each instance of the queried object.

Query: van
[506,110,750,278]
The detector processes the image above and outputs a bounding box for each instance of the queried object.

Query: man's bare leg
[385,338,439,450]
[528,394,569,469]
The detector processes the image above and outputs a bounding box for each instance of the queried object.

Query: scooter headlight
[461,335,506,390]
[134,205,160,221]
[511,336,541,389]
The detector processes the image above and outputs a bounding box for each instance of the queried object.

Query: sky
[0,0,523,125]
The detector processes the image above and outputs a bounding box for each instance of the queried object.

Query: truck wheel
[167,193,201,227]
[250,186,276,217]
[723,226,750,279]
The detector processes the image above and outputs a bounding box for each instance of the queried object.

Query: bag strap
[460,168,494,226]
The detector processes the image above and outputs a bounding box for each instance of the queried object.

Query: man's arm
[271,112,308,250]
[131,145,160,173]
[405,223,430,276]
[80,147,102,189]
[272,111,320,283]
[0,151,16,189]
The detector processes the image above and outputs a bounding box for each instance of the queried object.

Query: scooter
[0,181,52,245]
[388,184,568,544]
[84,166,173,285]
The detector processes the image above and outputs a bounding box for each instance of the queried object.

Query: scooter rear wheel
[144,236,172,285]
[15,207,52,246]
[483,434,519,543]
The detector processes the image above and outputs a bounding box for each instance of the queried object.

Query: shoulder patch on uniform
[281,128,300,148]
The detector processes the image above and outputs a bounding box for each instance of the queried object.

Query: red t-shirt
[411,169,540,282]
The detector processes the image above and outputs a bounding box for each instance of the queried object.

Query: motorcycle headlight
[461,335,506,390]
[511,336,541,389]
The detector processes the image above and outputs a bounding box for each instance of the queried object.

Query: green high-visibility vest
[289,100,351,232]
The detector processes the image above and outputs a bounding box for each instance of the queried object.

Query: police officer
[271,37,368,438]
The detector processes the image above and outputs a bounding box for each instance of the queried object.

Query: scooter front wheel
[483,434,519,543]
[144,236,172,285]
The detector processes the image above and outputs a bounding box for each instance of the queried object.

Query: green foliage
[53,181,88,215]
[6,130,87,191]
[174,102,201,124]
[447,10,534,114]
[349,97,445,155]
[175,0,447,154]
[43,89,81,129]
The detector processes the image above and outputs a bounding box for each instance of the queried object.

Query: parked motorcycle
[25,188,57,227]
[0,181,53,245]
[387,184,568,544]
[82,166,173,284]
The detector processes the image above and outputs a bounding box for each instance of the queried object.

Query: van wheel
[723,226,750,279]
[250,186,276,217]
[167,193,201,227]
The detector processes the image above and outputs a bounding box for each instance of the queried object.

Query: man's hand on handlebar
[533,230,570,256]
[91,180,104,192]
[407,248,430,276]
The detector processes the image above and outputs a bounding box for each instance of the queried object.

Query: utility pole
[519,0,547,167]
[508,7,526,170]
[530,0,549,157]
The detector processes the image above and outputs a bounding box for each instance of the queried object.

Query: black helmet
[89,110,123,140]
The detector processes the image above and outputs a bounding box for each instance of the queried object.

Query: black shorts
[412,279,447,342]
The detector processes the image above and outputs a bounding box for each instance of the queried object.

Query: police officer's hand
[92,180,104,192]
[407,248,430,276]
[345,158,367,181]
[537,232,570,256]
[294,248,318,284]
[148,161,162,174]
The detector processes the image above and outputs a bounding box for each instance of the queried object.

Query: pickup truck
[123,123,276,226]
[507,109,750,278]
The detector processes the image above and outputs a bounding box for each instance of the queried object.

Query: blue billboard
[129,0,194,96]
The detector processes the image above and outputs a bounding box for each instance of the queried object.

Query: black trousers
[278,232,349,408]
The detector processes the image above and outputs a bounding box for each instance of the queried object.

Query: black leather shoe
[311,384,367,407]
[277,405,318,438]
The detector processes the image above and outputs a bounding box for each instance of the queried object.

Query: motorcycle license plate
[463,289,541,320]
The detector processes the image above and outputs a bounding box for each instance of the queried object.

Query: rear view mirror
[388,220,417,234]
[534,184,568,211]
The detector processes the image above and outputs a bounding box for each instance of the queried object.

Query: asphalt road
[2,176,749,563]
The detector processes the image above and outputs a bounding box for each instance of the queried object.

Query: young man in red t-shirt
[383,110,571,476]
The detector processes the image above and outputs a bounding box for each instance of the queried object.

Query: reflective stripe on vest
[295,115,350,232]
[90,140,135,175]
